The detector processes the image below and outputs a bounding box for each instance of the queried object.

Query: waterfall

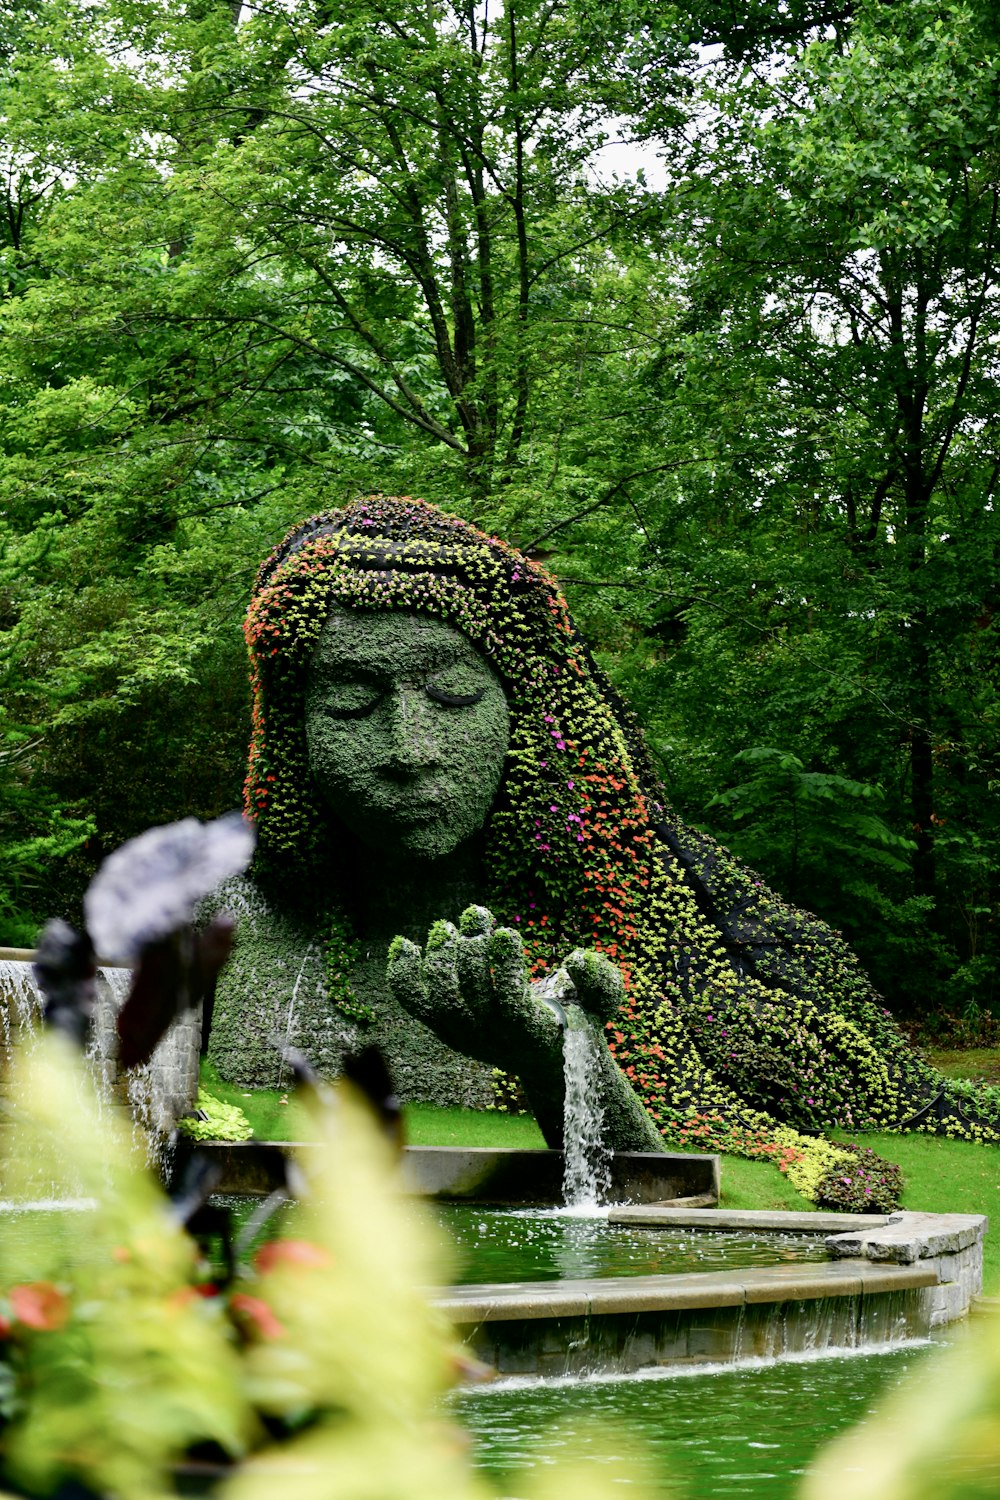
[561,1008,612,1209]
[0,959,44,1047]
[276,941,316,1089]
[0,958,197,1165]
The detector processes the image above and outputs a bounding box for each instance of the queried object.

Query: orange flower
[229,1292,285,1340]
[254,1239,332,1274]
[10,1282,69,1332]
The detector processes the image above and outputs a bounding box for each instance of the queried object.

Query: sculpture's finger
[452,906,495,1018]
[564,948,625,1024]
[424,919,468,1024]
[386,935,432,1025]
[455,947,491,1022]
[458,905,494,938]
[487,926,531,1019]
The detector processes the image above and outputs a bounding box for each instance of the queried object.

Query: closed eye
[319,681,383,719]
[425,684,486,708]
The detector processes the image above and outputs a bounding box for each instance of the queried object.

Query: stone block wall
[826,1210,988,1325]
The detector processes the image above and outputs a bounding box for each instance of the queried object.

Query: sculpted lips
[384,795,450,824]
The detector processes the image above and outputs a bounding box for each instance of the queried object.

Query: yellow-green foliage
[223,1084,655,1500]
[0,1040,654,1500]
[0,1036,253,1499]
[770,1130,854,1201]
[223,1085,484,1499]
[178,1089,254,1142]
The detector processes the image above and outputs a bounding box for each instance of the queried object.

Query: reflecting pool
[454,1343,943,1499]
[434,1205,829,1285]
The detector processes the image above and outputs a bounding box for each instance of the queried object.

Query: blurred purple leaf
[117,915,236,1069]
[84,813,255,961]
[33,918,97,1046]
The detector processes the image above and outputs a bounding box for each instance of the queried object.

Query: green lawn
[853,1130,1000,1291]
[200,1059,1000,1290]
[926,1047,1000,1086]
[199,1060,301,1141]
[403,1103,550,1148]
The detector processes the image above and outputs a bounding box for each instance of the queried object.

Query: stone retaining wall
[0,954,201,1135]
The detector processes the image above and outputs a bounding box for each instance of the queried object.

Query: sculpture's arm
[387,905,663,1152]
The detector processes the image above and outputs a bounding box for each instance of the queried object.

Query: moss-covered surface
[387,906,663,1152]
[209,496,1000,1202]
[207,874,496,1106]
[306,608,510,861]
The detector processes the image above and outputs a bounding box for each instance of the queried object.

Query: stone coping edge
[435,1259,940,1323]
[609,1206,989,1268]
[826,1210,988,1264]
[0,947,131,967]
[609,1206,893,1233]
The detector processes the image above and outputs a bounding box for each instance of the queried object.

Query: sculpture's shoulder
[206,872,316,945]
[205,871,335,1086]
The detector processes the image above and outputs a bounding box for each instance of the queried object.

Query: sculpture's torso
[206,871,497,1105]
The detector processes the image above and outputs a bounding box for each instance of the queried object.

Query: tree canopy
[2,0,999,1026]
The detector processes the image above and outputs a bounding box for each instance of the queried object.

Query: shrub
[487,1068,528,1114]
[813,1143,904,1213]
[178,1089,253,1142]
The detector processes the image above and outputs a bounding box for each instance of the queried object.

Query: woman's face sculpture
[305,608,510,860]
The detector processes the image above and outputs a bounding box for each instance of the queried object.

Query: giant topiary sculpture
[209,495,1000,1204]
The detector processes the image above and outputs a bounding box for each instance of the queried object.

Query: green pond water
[435,1205,830,1285]
[3,1198,976,1497]
[454,1342,947,1499]
[205,1199,830,1285]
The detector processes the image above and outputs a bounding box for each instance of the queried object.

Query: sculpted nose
[384,686,441,776]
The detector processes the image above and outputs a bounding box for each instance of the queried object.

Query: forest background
[2,0,999,1034]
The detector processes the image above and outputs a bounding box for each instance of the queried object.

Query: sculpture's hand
[388,905,662,1155]
[387,905,560,1062]
[562,948,625,1025]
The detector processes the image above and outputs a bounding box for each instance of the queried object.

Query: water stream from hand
[561,1007,612,1208]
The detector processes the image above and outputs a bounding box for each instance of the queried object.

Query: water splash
[561,1007,612,1209]
[0,960,43,1048]
[0,959,189,1166]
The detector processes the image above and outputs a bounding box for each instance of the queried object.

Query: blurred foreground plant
[0,1034,654,1500]
[0,1033,253,1498]
[802,1309,1000,1500]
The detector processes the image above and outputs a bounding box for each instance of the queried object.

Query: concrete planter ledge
[438,1208,989,1375]
[827,1211,988,1326]
[181,1142,720,1205]
[439,1255,951,1378]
